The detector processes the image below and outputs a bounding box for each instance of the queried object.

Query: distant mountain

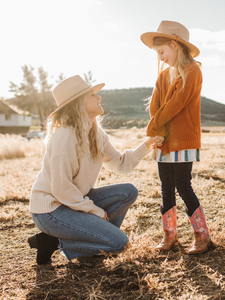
[6,88,225,128]
[99,88,225,128]
[200,97,225,126]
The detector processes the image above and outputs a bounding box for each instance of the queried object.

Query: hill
[99,88,225,128]
[200,96,225,126]
[6,88,225,128]
[99,88,151,128]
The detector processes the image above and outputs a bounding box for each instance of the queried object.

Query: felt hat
[49,75,105,117]
[140,20,200,58]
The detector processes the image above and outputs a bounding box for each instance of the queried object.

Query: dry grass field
[0,127,225,300]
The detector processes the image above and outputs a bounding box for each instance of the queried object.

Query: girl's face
[154,41,178,67]
[85,91,104,120]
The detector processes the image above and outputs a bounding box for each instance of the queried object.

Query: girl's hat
[140,20,200,58]
[49,75,105,117]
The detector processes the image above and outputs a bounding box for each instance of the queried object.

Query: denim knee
[31,213,51,235]
[115,232,129,250]
[125,183,138,201]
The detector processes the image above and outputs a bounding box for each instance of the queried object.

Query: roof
[0,100,31,115]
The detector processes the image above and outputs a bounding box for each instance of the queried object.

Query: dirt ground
[1,128,225,299]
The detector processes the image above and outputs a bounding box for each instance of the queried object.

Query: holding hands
[145,135,164,149]
[151,136,164,149]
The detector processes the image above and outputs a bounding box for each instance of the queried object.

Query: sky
[1,0,225,105]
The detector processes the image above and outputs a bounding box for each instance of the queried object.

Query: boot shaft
[161,206,177,238]
[186,205,209,239]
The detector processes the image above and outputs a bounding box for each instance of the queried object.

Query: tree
[38,67,56,119]
[9,65,43,121]
[56,72,66,83]
[9,65,56,129]
[83,71,96,86]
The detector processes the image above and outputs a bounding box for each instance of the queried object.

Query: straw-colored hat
[49,75,105,117]
[140,20,200,58]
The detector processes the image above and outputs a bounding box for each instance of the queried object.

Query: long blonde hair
[153,37,201,90]
[44,93,103,160]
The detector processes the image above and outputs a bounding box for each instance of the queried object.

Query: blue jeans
[158,162,200,216]
[32,183,138,260]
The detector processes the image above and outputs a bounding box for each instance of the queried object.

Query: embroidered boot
[156,206,178,251]
[28,232,59,265]
[186,205,211,254]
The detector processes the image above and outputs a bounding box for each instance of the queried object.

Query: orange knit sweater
[146,62,202,155]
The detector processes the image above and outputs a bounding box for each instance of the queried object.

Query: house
[0,100,32,134]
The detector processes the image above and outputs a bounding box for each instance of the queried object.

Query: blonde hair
[153,37,201,90]
[44,93,103,161]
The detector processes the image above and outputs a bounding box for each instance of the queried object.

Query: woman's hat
[140,20,200,58]
[49,75,105,117]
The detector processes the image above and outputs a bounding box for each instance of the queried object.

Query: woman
[28,75,162,264]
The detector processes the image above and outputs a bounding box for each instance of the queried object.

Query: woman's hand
[145,136,164,149]
[103,211,109,221]
[145,137,153,149]
[151,135,164,149]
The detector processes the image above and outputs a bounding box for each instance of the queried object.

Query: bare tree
[83,71,96,86]
[56,72,66,83]
[38,67,56,119]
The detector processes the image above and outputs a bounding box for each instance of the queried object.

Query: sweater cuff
[89,204,105,218]
[146,122,166,137]
[133,142,151,160]
[156,126,167,137]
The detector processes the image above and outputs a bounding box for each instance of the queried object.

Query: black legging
[158,162,200,216]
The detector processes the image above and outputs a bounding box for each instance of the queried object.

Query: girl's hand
[103,211,109,221]
[151,136,164,149]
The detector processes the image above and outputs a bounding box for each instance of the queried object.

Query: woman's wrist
[145,137,153,149]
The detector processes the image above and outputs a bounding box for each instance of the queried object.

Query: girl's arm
[147,66,202,136]
[148,76,168,137]
[149,81,161,117]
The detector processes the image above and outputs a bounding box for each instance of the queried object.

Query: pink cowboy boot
[186,205,211,254]
[156,206,178,251]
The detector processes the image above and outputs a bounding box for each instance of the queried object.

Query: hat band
[172,33,180,39]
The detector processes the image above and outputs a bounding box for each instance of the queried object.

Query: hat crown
[53,75,90,107]
[157,21,190,42]
[140,20,199,58]
[49,75,105,118]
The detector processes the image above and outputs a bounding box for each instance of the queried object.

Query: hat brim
[140,32,200,58]
[49,83,105,118]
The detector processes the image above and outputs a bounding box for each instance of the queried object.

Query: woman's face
[154,41,178,67]
[85,91,104,120]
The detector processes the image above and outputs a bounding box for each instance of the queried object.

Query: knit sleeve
[148,78,168,137]
[146,64,202,136]
[50,154,105,218]
[102,137,150,174]
[150,81,161,117]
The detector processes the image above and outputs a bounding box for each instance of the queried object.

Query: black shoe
[28,232,59,265]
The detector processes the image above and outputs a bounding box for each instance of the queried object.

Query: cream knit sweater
[30,127,150,218]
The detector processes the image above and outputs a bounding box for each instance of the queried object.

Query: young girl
[28,75,162,264]
[140,20,211,254]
